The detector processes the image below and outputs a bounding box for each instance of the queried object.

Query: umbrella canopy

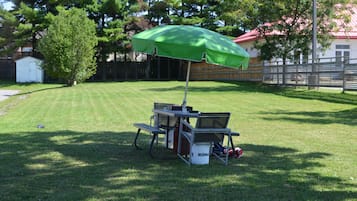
[132,25,250,68]
[132,25,250,107]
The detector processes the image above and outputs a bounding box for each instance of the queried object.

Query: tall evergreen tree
[170,0,219,28]
[87,0,142,62]
[10,0,61,54]
[0,7,18,56]
[215,0,256,36]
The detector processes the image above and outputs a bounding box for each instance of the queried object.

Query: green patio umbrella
[132,25,250,108]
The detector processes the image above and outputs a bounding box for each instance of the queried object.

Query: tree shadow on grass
[13,85,66,96]
[146,81,357,105]
[220,81,357,105]
[274,89,357,105]
[260,107,357,126]
[145,81,279,94]
[0,131,355,201]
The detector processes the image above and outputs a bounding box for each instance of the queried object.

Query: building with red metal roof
[234,5,357,64]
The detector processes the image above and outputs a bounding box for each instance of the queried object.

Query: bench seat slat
[133,123,166,134]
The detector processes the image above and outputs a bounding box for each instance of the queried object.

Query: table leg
[166,116,170,149]
[177,117,183,155]
[133,128,142,150]
[149,133,158,158]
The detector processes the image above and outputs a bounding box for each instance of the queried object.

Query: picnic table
[133,103,240,165]
[133,105,198,155]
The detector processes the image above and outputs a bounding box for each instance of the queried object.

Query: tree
[0,7,18,56]
[170,0,219,28]
[10,0,57,55]
[143,0,221,30]
[2,0,143,63]
[251,0,352,85]
[1,1,92,58]
[216,0,257,36]
[38,7,98,86]
[147,0,170,25]
[86,0,144,63]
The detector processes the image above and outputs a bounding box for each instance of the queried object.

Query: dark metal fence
[0,59,15,81]
[0,57,186,82]
[90,61,147,81]
[91,57,185,81]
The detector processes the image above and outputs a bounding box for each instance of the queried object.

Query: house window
[294,51,301,64]
[293,50,308,64]
[336,44,350,49]
[335,44,350,65]
[302,52,308,64]
[343,51,350,64]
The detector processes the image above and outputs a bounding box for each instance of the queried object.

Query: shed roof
[15,56,42,62]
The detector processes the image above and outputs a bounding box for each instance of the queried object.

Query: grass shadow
[146,81,357,105]
[0,130,160,200]
[274,88,357,105]
[0,81,66,97]
[13,85,66,96]
[145,81,280,93]
[260,107,357,126]
[0,131,355,200]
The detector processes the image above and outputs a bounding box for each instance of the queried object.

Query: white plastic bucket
[191,143,210,165]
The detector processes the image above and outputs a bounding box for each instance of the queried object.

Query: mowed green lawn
[0,81,356,201]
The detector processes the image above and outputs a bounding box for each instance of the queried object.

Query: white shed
[16,56,44,83]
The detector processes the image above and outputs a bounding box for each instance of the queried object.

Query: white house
[234,5,357,65]
[16,56,44,83]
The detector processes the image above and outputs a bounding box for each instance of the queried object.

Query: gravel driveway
[0,90,19,102]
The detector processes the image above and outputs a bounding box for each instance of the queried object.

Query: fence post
[261,61,265,83]
[276,62,279,85]
[157,56,161,79]
[295,64,298,87]
[135,62,138,80]
[114,62,118,81]
[145,55,151,79]
[342,61,346,93]
[102,63,106,81]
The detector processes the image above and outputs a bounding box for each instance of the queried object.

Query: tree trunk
[32,23,36,56]
[67,79,77,87]
[113,52,117,80]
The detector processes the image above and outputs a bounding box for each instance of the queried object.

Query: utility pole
[309,0,318,89]
[312,0,317,71]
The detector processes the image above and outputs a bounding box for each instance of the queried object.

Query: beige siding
[190,58,263,81]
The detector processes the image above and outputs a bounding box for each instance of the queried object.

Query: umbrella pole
[182,61,191,110]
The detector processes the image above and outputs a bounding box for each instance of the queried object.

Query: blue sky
[2,1,14,10]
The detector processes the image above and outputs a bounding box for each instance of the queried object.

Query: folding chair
[153,102,177,130]
[177,112,233,165]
